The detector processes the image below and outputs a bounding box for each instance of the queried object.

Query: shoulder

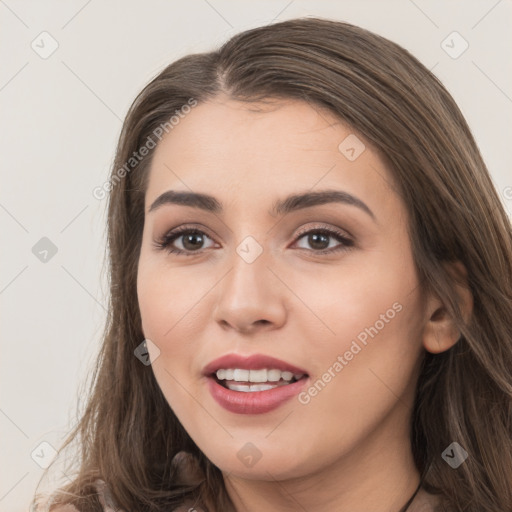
[30,499,81,512]
[38,473,203,512]
[410,487,444,512]
[36,479,121,512]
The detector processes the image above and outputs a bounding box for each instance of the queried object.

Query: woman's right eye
[154,227,216,256]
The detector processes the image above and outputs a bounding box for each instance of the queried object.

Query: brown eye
[293,227,354,254]
[180,231,207,251]
[304,232,330,250]
[156,228,216,256]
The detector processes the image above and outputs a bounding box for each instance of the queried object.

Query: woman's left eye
[154,225,354,256]
[293,227,354,254]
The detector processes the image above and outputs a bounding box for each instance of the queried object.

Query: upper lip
[203,353,309,376]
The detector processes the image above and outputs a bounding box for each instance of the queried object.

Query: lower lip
[207,376,308,414]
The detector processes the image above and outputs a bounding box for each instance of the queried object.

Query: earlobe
[422,261,473,355]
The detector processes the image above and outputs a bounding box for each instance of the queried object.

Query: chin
[194,436,323,482]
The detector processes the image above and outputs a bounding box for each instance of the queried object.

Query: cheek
[137,263,197,407]
[136,256,216,383]
[299,249,420,352]
[295,248,424,408]
[309,305,422,424]
[137,267,170,341]
[138,256,198,340]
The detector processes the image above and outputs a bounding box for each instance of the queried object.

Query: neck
[223,410,421,512]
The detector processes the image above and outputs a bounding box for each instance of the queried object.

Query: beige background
[1,1,511,510]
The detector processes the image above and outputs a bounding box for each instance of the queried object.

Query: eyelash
[153,224,354,257]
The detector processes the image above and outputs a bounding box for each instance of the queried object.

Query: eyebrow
[148,189,375,220]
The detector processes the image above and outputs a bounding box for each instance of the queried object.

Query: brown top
[34,478,203,512]
[32,480,123,512]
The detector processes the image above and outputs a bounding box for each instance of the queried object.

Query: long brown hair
[33,17,512,512]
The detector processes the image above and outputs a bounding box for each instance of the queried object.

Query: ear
[422,261,473,354]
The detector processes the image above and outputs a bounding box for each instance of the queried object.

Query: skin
[137,95,457,512]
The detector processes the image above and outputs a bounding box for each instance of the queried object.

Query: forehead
[152,96,347,162]
[145,96,399,220]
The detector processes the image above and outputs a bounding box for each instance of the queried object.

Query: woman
[33,16,512,512]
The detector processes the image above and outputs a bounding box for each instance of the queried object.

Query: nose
[212,248,288,334]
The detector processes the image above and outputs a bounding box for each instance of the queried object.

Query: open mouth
[212,368,308,392]
[204,355,310,413]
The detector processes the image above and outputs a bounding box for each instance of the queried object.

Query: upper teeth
[216,368,304,382]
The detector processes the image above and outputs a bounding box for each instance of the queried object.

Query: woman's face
[137,96,430,481]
